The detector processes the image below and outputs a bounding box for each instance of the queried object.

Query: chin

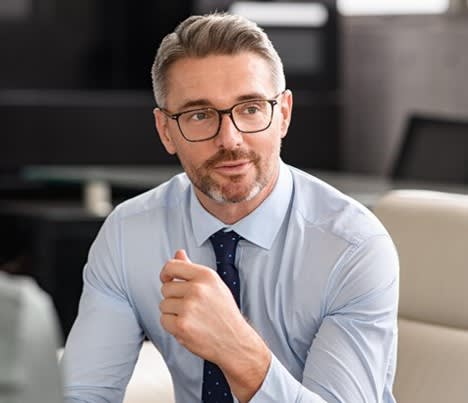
[206,182,263,204]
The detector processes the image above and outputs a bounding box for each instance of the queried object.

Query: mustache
[203,149,259,169]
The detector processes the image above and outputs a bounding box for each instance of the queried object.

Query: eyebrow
[177,92,269,111]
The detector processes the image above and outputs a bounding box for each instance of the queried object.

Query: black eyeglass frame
[159,91,285,143]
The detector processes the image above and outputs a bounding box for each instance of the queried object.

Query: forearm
[217,318,326,403]
[220,323,272,402]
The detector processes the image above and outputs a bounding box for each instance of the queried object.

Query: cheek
[174,143,210,170]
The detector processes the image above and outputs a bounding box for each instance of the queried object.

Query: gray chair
[374,189,468,403]
[392,114,468,184]
[0,273,63,403]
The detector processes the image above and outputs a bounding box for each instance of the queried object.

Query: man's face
[155,52,292,206]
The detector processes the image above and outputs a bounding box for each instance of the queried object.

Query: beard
[182,148,273,204]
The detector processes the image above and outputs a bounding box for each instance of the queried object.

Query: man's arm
[160,235,398,403]
[61,209,145,403]
[250,235,399,402]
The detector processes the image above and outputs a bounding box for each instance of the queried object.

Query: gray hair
[151,12,285,107]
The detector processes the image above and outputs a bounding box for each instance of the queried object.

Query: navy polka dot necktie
[202,229,242,402]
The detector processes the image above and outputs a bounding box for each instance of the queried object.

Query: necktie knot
[210,230,241,265]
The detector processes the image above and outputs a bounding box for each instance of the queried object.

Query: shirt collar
[190,160,293,250]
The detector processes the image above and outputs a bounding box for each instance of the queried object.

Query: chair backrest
[0,273,63,403]
[373,190,468,403]
[392,114,468,183]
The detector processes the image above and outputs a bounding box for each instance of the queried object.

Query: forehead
[164,52,275,109]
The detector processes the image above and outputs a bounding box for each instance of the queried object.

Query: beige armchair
[374,190,468,403]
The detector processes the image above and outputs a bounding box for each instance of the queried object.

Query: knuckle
[175,316,190,334]
[190,282,205,298]
[161,283,170,298]
[182,298,196,314]
[201,267,217,282]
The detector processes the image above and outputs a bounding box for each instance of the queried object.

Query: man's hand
[159,249,244,361]
[159,249,271,402]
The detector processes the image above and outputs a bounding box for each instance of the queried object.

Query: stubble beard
[184,148,272,204]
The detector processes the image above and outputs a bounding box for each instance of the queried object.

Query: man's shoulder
[288,166,389,246]
[112,172,191,220]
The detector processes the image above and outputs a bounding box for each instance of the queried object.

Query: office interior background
[1,0,468,338]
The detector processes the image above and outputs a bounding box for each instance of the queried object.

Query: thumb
[174,249,191,262]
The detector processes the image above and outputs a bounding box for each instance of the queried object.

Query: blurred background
[1,0,467,340]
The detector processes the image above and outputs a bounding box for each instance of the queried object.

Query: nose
[214,113,243,149]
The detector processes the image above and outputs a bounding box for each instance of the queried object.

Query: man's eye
[191,112,208,121]
[239,103,263,115]
[187,110,216,122]
[245,106,259,114]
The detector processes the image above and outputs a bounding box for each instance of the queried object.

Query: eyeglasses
[160,92,283,142]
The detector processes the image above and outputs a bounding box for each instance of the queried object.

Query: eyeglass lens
[178,100,273,141]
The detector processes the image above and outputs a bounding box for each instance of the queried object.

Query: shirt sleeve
[250,235,399,403]
[61,207,145,403]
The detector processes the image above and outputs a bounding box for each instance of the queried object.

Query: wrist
[220,322,272,402]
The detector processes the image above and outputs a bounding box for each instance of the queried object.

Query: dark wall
[341,14,468,175]
[0,0,192,90]
[1,0,340,170]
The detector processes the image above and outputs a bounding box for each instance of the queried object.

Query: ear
[154,108,177,155]
[279,90,293,139]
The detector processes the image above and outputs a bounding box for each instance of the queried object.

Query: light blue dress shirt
[61,161,399,403]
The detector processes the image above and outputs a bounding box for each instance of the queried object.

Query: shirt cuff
[249,354,327,403]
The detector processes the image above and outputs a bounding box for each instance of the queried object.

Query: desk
[21,165,468,212]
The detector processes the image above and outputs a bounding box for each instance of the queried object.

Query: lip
[213,160,252,175]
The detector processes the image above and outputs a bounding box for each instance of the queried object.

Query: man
[0,272,63,403]
[61,13,399,403]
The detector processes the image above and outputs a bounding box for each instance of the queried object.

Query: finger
[161,280,189,299]
[159,298,183,315]
[160,314,189,348]
[160,312,178,335]
[160,260,193,283]
[160,249,191,284]
[160,258,201,283]
[174,249,191,262]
